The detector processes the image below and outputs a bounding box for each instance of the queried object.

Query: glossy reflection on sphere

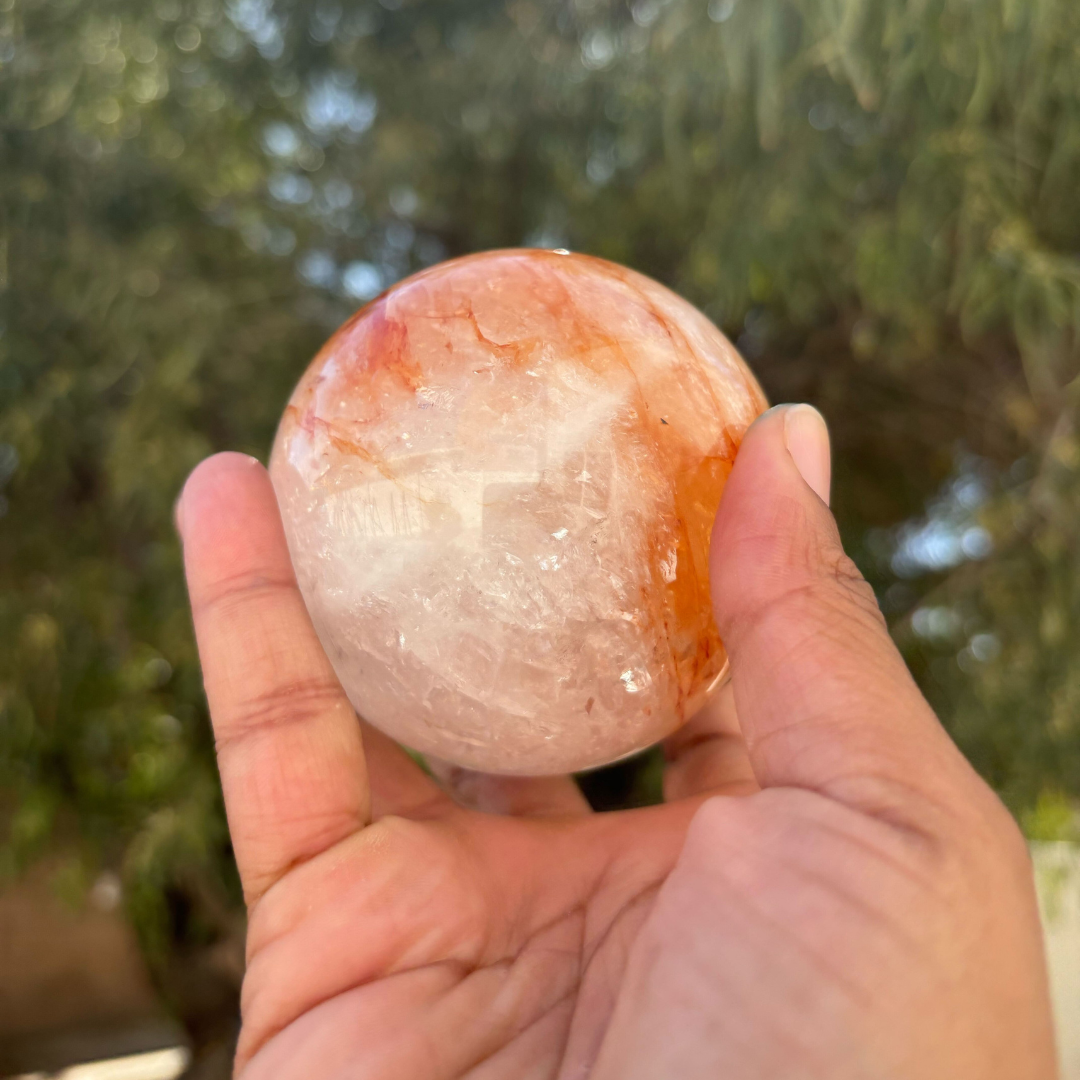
[270,249,767,774]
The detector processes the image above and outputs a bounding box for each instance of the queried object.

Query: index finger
[179,452,371,904]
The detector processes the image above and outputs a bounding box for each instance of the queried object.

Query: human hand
[178,404,1057,1079]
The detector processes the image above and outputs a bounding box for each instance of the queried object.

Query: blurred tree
[2,0,1080,1061]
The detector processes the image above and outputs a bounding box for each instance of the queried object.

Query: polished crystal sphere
[270,249,767,775]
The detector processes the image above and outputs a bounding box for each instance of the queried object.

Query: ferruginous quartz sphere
[270,249,767,775]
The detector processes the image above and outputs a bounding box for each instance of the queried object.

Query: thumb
[710,405,970,817]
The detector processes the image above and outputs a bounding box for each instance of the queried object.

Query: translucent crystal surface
[270,250,767,774]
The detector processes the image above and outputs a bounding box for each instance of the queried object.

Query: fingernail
[783,404,831,506]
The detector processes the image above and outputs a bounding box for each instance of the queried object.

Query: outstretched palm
[180,411,1055,1080]
[234,747,731,1079]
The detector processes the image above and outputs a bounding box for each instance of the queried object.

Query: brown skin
[178,405,1057,1080]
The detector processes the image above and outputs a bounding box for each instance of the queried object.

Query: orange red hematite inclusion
[270,249,768,775]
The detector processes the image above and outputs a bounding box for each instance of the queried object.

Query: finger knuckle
[194,570,295,619]
[217,677,348,752]
[913,788,1034,907]
[822,549,886,628]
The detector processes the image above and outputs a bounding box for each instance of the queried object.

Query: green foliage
[3,0,1080,1030]
[1023,790,1080,844]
